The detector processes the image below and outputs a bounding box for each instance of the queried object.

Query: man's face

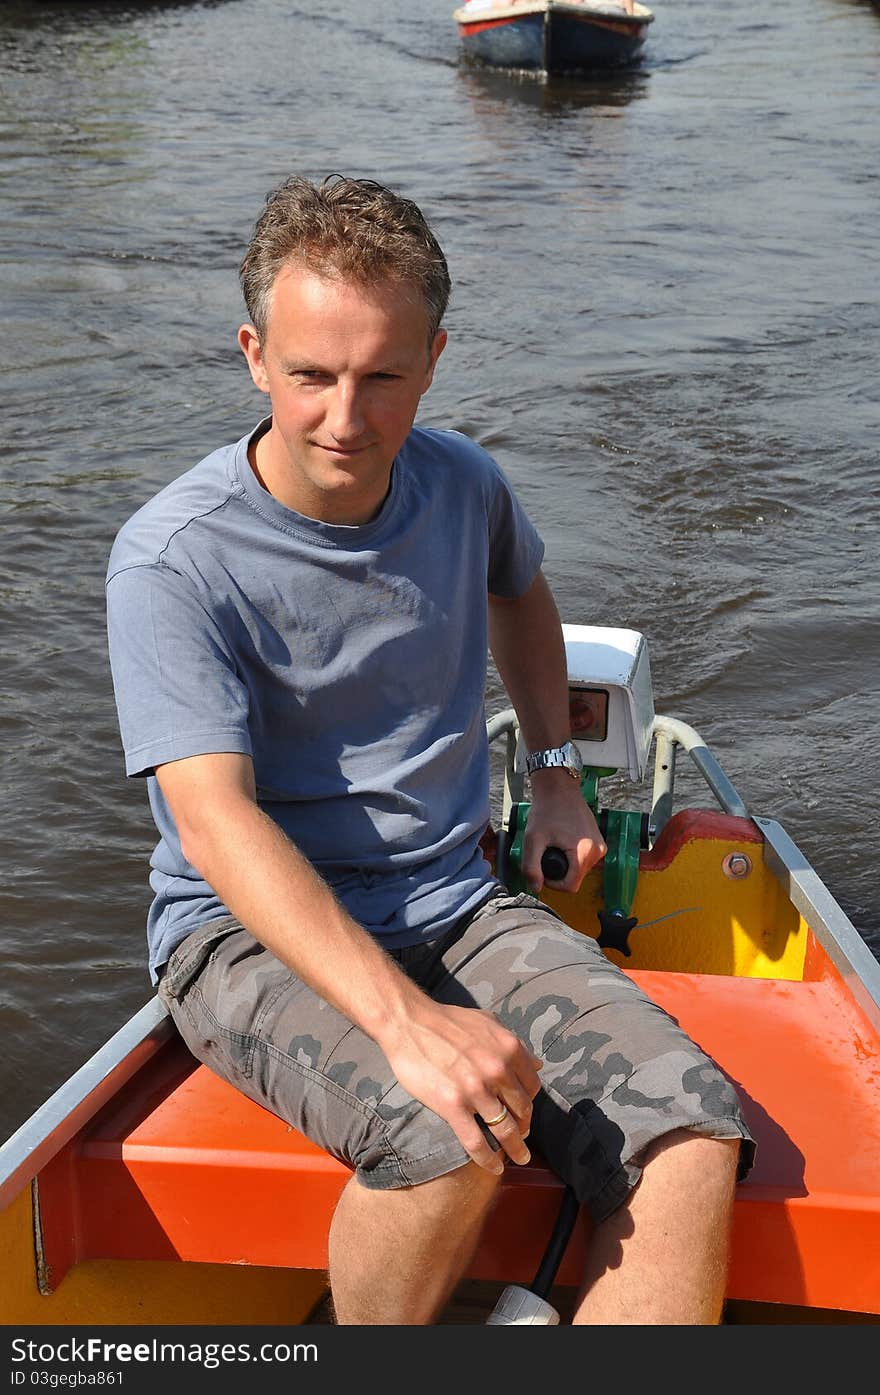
[238,264,446,525]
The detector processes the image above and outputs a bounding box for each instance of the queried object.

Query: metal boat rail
[487,706,750,832]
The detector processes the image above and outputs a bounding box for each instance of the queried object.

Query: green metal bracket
[503,767,642,943]
[505,802,529,895]
[601,808,642,917]
[507,768,610,894]
[580,768,605,816]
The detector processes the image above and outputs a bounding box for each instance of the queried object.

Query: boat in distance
[2,622,879,1325]
[452,0,654,75]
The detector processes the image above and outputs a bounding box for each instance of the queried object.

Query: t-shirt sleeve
[106,562,252,778]
[483,452,545,598]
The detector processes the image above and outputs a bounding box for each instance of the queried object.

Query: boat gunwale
[755,814,880,1031]
[0,996,173,1210]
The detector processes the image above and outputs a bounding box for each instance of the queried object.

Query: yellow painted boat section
[2,1185,325,1326]
[541,834,807,980]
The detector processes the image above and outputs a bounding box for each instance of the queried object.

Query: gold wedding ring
[482,1105,509,1128]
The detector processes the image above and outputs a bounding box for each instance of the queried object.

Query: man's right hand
[378,997,544,1173]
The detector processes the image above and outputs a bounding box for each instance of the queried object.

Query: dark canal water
[1,0,878,1142]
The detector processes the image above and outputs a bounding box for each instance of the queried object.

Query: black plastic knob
[541,847,570,882]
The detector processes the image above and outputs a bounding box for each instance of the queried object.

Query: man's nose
[326,384,366,443]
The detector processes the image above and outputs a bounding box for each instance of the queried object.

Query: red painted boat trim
[640,808,762,872]
[458,16,522,36]
[458,11,645,38]
[581,15,643,37]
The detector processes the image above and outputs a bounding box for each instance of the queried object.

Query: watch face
[563,741,584,773]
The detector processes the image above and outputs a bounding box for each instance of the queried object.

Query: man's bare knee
[575,1131,741,1324]
[641,1129,741,1184]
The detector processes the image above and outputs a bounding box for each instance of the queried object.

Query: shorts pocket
[159,916,241,1003]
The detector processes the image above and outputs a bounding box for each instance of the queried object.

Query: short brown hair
[239,174,452,342]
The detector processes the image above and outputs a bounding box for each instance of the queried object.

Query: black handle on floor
[530,1185,581,1299]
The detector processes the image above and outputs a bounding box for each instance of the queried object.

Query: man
[106,174,754,1325]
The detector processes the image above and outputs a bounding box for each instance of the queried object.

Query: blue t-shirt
[106,421,544,983]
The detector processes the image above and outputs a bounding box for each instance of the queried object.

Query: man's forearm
[178,791,423,1046]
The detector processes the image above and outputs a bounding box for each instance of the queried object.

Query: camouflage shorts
[159,889,755,1222]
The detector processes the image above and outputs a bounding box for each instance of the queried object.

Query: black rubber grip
[541,846,570,882]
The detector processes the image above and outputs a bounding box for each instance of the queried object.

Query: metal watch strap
[525,741,583,780]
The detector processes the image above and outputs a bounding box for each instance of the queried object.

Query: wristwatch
[525,740,584,781]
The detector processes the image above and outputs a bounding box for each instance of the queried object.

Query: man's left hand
[521,769,606,895]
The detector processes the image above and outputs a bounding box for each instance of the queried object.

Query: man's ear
[238,324,270,394]
[422,328,447,393]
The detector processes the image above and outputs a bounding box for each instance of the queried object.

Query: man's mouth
[316,442,370,457]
